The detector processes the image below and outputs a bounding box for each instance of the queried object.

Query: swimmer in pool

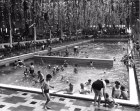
[48,64,51,69]
[61,65,64,71]
[56,66,59,72]
[63,60,68,67]
[74,64,78,73]
[52,67,56,75]
[113,57,116,61]
[90,61,93,67]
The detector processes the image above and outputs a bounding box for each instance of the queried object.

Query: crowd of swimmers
[10,50,130,109]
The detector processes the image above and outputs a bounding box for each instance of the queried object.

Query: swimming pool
[0,42,129,97]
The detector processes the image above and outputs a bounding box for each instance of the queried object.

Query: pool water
[44,42,128,59]
[0,42,128,96]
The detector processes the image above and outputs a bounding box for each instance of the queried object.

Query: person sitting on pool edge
[55,82,74,94]
[120,85,129,100]
[112,81,121,99]
[63,83,74,94]
[91,79,110,107]
[79,83,90,94]
[85,79,92,93]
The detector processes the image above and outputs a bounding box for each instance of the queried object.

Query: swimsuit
[92,80,104,91]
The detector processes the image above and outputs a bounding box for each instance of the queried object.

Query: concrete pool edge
[0,82,138,107]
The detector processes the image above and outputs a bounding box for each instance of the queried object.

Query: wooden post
[34,25,37,41]
[8,1,12,47]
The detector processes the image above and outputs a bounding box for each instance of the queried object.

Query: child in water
[48,64,51,69]
[74,64,78,73]
[52,67,56,75]
[63,60,68,67]
[23,68,29,78]
[113,57,116,61]
[90,61,93,67]
[61,65,64,71]
[56,66,59,72]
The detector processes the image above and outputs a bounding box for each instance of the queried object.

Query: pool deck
[0,88,139,111]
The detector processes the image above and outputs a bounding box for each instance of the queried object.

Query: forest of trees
[0,0,132,42]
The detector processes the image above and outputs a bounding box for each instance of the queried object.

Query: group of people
[47,45,80,57]
[14,58,129,109]
[23,62,45,86]
[112,81,128,100]
[13,59,25,68]
[121,54,134,71]
[41,76,129,109]
[91,79,128,108]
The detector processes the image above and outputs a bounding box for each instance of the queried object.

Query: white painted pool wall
[34,55,113,68]
[116,39,139,105]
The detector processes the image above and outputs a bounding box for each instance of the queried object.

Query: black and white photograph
[0,0,139,111]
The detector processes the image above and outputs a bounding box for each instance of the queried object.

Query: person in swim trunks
[29,62,35,77]
[41,74,54,109]
[91,79,110,107]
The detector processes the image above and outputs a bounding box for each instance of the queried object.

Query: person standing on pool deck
[41,74,54,109]
[91,79,110,107]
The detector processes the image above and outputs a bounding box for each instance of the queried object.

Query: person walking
[41,74,54,109]
[91,79,110,107]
